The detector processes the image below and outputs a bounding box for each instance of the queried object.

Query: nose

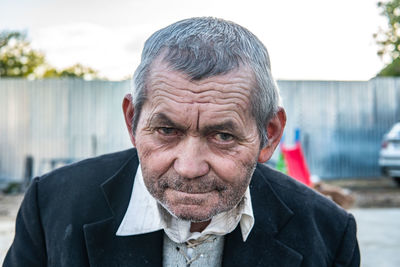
[173,136,210,179]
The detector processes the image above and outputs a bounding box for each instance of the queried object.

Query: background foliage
[0,31,98,79]
[375,0,400,76]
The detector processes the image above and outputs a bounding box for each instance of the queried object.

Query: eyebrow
[200,121,240,135]
[148,113,187,130]
[149,113,242,136]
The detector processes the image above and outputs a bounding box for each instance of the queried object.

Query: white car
[379,122,400,186]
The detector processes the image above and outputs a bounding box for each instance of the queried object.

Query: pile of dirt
[325,177,400,208]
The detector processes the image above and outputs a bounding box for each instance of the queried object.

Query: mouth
[161,182,226,194]
[172,188,215,194]
[166,188,216,200]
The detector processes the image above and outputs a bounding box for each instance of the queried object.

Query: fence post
[23,155,34,190]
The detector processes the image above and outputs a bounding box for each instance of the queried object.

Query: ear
[122,94,136,147]
[258,107,286,163]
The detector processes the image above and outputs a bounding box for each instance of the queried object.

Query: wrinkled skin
[123,60,286,226]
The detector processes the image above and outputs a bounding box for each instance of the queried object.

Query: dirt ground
[1,177,399,264]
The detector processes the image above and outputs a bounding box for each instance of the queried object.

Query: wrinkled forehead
[146,53,256,89]
[140,60,258,133]
[145,57,256,103]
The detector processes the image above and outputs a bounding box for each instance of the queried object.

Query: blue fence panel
[0,78,399,180]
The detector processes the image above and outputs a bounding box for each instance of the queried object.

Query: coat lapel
[222,165,303,267]
[83,151,163,267]
[82,152,302,266]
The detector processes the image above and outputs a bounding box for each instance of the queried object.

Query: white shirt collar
[116,164,254,243]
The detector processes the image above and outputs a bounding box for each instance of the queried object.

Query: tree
[375,0,400,76]
[0,31,46,77]
[0,30,99,79]
[56,64,98,80]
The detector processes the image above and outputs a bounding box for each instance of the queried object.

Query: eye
[214,132,234,142]
[157,127,179,136]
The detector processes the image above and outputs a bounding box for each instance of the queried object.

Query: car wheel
[393,177,400,187]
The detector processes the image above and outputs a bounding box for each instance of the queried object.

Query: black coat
[3,148,359,267]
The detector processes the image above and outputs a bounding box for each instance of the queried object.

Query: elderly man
[4,17,359,267]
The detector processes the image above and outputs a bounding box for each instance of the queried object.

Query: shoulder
[31,148,138,234]
[251,164,359,265]
[37,148,138,189]
[33,148,138,217]
[252,163,348,219]
[7,149,139,266]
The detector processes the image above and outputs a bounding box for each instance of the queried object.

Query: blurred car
[379,122,400,186]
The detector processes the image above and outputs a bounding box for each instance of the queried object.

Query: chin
[167,204,218,222]
[176,213,213,222]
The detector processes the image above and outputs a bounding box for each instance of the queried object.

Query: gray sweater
[163,233,225,267]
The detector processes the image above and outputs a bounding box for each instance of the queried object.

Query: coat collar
[83,151,302,266]
[222,164,303,267]
[83,150,163,266]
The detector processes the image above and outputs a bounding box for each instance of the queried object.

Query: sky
[1,0,387,81]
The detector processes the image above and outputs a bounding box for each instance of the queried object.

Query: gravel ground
[1,177,399,265]
[0,194,22,264]
[351,208,400,267]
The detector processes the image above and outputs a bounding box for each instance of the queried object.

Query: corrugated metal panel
[0,79,132,180]
[0,78,399,180]
[278,78,400,178]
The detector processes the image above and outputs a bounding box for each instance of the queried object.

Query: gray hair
[132,17,280,147]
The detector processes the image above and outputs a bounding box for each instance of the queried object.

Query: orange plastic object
[281,142,312,186]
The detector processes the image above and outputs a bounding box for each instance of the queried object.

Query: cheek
[209,148,259,184]
[136,137,175,175]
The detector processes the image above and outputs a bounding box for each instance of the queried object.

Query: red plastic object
[281,142,312,186]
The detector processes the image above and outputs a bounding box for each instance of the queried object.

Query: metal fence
[279,79,400,178]
[0,79,132,181]
[0,78,399,181]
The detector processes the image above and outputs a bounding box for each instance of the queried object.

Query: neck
[190,220,211,233]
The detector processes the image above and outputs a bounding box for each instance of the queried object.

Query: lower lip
[171,190,214,197]
[166,189,215,201]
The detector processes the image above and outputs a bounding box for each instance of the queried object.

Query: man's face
[130,62,263,222]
